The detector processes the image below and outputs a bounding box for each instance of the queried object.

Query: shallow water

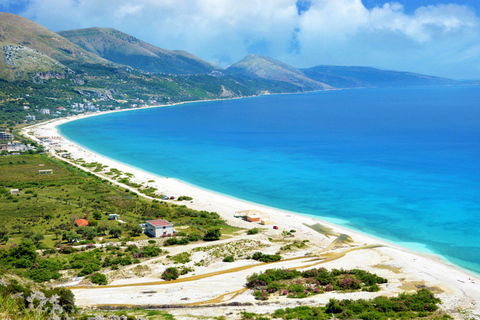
[59,85,480,274]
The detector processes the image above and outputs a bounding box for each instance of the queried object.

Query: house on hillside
[145,219,175,237]
[10,189,19,195]
[75,219,89,227]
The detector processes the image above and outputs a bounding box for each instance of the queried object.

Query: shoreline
[21,100,480,316]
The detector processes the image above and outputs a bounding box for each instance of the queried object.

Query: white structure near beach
[145,219,175,237]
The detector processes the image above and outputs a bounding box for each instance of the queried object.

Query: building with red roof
[75,219,89,227]
[145,219,175,237]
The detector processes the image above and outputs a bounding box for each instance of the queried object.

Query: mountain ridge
[58,27,220,75]
[301,65,458,88]
[226,54,332,90]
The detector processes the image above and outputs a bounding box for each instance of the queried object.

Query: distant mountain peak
[227,54,332,90]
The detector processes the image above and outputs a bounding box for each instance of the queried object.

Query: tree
[49,287,76,313]
[97,221,108,235]
[0,226,7,239]
[90,273,107,285]
[92,211,102,220]
[83,228,97,240]
[204,228,221,241]
[109,226,122,238]
[32,232,44,245]
[129,224,143,237]
[63,231,79,244]
[9,240,38,268]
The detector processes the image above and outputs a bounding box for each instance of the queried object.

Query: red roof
[147,219,173,227]
[75,219,89,227]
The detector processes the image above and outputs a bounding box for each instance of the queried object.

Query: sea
[58,85,480,275]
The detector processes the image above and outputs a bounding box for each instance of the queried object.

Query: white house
[40,109,50,115]
[145,219,175,237]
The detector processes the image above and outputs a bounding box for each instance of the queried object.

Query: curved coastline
[22,98,480,314]
[34,98,480,277]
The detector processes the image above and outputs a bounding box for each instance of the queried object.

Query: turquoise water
[58,86,480,274]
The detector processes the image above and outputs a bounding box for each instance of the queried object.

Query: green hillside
[0,13,303,127]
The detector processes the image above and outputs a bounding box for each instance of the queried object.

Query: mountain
[301,65,458,88]
[0,12,111,81]
[58,27,220,75]
[226,54,332,90]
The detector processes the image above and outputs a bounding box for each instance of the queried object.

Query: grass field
[0,154,241,248]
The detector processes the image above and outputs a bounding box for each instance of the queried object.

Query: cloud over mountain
[3,0,479,79]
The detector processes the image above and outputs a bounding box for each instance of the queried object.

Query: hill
[227,54,332,90]
[0,12,109,81]
[301,65,458,88]
[58,27,220,75]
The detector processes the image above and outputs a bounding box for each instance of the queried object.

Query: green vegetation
[0,61,303,127]
[203,228,222,241]
[90,272,107,285]
[163,233,201,246]
[0,154,239,283]
[169,252,191,264]
[223,255,235,262]
[251,251,282,263]
[246,267,387,300]
[280,240,308,251]
[0,277,76,319]
[247,228,259,235]
[272,289,445,320]
[161,267,180,281]
[177,195,193,201]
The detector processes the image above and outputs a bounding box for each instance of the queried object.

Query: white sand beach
[22,109,480,319]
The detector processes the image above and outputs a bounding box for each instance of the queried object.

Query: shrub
[204,228,221,241]
[91,273,107,285]
[162,267,179,281]
[141,245,162,257]
[251,252,281,263]
[247,228,259,235]
[223,255,235,262]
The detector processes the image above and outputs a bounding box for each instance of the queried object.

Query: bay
[58,85,480,274]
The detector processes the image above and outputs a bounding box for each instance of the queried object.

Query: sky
[0,0,479,79]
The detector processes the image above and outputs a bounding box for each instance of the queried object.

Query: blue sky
[1,0,479,79]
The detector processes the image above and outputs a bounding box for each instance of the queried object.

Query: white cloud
[10,0,480,78]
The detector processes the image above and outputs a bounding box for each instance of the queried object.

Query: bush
[162,267,179,281]
[204,228,221,241]
[91,273,107,285]
[140,245,162,257]
[223,255,235,262]
[247,228,259,235]
[251,252,281,263]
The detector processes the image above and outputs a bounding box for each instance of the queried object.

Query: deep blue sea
[58,86,480,274]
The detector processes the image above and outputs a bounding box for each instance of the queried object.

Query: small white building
[40,109,50,115]
[25,114,35,121]
[145,219,175,237]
